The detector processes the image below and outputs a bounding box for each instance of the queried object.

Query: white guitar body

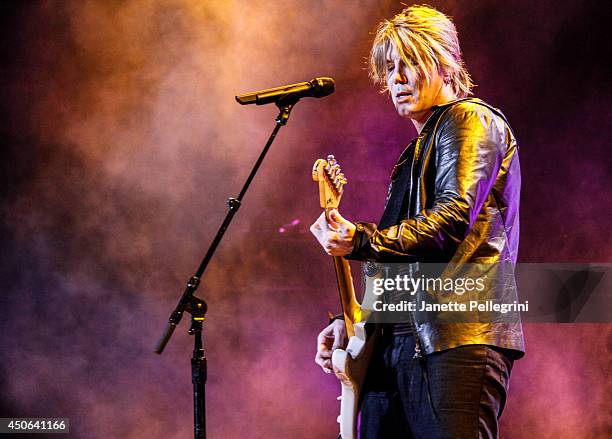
[332,322,376,439]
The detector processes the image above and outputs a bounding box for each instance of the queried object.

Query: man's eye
[387,64,394,71]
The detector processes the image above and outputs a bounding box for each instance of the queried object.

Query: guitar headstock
[312,155,347,210]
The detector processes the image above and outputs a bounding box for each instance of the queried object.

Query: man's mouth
[396,91,413,101]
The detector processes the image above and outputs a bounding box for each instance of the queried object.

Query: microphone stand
[154,97,298,439]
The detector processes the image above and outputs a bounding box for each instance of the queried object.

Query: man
[310,5,524,439]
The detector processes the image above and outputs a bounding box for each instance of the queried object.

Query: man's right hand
[315,319,347,373]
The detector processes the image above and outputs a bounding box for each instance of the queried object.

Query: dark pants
[360,334,514,439]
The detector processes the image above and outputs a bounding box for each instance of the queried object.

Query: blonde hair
[369,5,474,97]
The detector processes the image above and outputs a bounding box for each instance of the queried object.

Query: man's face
[385,43,444,121]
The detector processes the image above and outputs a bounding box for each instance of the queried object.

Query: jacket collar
[419,97,482,138]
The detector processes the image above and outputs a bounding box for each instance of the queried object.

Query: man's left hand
[310,209,356,257]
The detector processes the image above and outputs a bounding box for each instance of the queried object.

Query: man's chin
[396,107,415,119]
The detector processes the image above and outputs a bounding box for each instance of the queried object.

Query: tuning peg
[327,154,336,165]
[330,164,340,178]
[333,175,342,189]
[337,395,342,400]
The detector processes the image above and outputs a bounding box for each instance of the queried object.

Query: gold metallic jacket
[349,98,525,356]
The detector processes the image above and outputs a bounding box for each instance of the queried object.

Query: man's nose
[392,67,407,85]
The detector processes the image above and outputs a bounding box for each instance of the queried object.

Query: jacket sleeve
[348,103,508,262]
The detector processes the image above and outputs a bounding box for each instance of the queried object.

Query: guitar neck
[312,156,361,338]
[332,256,361,338]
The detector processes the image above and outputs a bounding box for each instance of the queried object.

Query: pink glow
[1,1,609,438]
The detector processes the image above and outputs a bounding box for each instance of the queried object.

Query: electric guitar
[312,155,377,439]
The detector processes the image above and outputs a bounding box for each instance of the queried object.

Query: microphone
[235,77,335,105]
